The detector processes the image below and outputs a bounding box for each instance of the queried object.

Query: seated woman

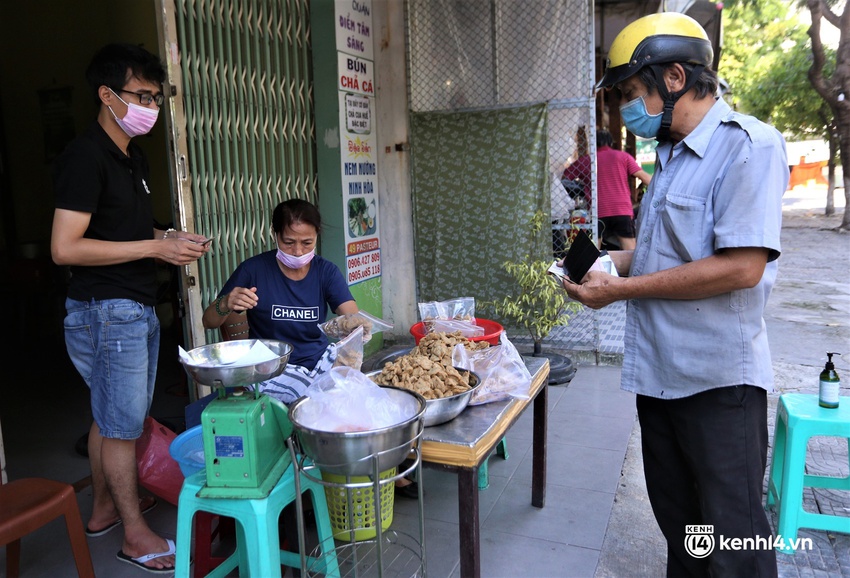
[202,199,358,404]
[202,198,418,497]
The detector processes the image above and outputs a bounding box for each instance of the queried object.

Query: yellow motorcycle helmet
[597,12,713,90]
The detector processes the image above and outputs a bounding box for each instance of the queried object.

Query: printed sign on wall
[335,0,374,60]
[338,52,374,98]
[336,0,379,286]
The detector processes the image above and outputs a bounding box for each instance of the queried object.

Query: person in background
[201,199,419,498]
[51,43,210,573]
[563,12,787,577]
[594,128,651,250]
[561,126,592,208]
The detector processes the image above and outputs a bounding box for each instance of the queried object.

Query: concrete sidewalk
[595,186,850,577]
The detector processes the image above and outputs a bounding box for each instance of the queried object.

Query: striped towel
[256,344,338,404]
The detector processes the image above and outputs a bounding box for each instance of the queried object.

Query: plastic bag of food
[332,326,364,370]
[430,318,484,337]
[300,366,410,431]
[418,297,477,333]
[318,310,392,343]
[452,332,532,405]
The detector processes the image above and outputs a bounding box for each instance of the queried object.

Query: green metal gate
[162,0,316,346]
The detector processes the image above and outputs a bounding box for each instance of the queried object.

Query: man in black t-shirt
[51,43,209,573]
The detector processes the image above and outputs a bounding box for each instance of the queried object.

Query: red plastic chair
[0,477,95,578]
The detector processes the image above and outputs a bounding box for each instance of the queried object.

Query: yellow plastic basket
[321,467,395,542]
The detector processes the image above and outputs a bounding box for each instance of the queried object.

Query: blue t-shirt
[219,252,354,369]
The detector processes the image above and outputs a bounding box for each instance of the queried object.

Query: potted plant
[484,211,583,384]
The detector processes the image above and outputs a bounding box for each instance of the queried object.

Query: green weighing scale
[180,339,295,499]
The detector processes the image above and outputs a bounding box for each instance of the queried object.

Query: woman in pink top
[563,129,652,250]
[595,129,652,250]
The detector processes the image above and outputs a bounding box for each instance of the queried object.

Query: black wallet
[564,231,600,283]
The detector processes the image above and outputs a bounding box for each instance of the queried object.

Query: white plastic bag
[299,367,409,432]
[452,333,532,405]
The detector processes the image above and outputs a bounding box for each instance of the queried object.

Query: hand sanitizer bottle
[819,352,841,409]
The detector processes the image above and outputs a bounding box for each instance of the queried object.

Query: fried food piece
[333,347,363,370]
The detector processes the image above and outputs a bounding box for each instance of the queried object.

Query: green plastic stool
[174,463,340,578]
[478,437,509,490]
[766,393,850,554]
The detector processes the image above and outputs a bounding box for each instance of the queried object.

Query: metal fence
[405,0,618,359]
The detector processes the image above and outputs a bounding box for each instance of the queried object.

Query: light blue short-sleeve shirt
[621,98,789,399]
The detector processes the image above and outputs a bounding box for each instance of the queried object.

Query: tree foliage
[483,211,582,352]
[720,1,830,140]
[720,0,850,226]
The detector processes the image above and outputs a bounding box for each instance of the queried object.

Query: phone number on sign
[346,249,381,285]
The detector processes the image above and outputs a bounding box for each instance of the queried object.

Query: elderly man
[564,13,789,578]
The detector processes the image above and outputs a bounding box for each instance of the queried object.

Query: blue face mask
[620,94,663,139]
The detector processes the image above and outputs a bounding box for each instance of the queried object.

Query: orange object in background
[789,156,828,189]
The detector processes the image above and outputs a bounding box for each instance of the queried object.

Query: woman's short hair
[272,199,322,235]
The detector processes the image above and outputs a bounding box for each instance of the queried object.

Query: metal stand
[289,433,427,577]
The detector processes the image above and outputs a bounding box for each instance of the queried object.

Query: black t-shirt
[53,122,158,305]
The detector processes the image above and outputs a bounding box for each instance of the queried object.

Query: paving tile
[555,382,636,419]
[546,412,635,453]
[483,478,614,550]
[479,529,600,578]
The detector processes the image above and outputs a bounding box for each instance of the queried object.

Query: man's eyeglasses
[115,89,164,107]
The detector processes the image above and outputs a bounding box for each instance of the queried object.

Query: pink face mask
[108,89,159,138]
[277,248,315,269]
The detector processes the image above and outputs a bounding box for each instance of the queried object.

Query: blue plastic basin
[169,425,205,478]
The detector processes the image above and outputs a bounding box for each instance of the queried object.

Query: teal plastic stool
[478,437,509,490]
[174,463,340,578]
[766,393,850,553]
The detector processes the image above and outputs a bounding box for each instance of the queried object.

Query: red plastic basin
[410,318,503,346]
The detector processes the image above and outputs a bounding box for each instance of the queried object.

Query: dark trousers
[637,386,778,578]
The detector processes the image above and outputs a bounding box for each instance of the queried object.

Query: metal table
[419,356,550,578]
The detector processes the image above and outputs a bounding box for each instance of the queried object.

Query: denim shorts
[64,298,160,439]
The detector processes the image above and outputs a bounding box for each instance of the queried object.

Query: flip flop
[85,496,158,537]
[116,538,176,574]
[394,480,420,499]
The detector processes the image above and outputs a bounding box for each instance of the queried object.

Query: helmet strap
[650,64,707,142]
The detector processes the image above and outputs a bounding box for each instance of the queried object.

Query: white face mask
[107,89,159,137]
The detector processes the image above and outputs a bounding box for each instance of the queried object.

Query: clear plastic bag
[418,297,477,333]
[332,326,364,370]
[300,366,410,431]
[452,332,532,405]
[318,310,392,343]
[430,318,484,337]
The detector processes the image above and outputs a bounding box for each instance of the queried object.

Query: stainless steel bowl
[180,339,293,388]
[365,367,481,427]
[421,369,482,427]
[288,386,425,476]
